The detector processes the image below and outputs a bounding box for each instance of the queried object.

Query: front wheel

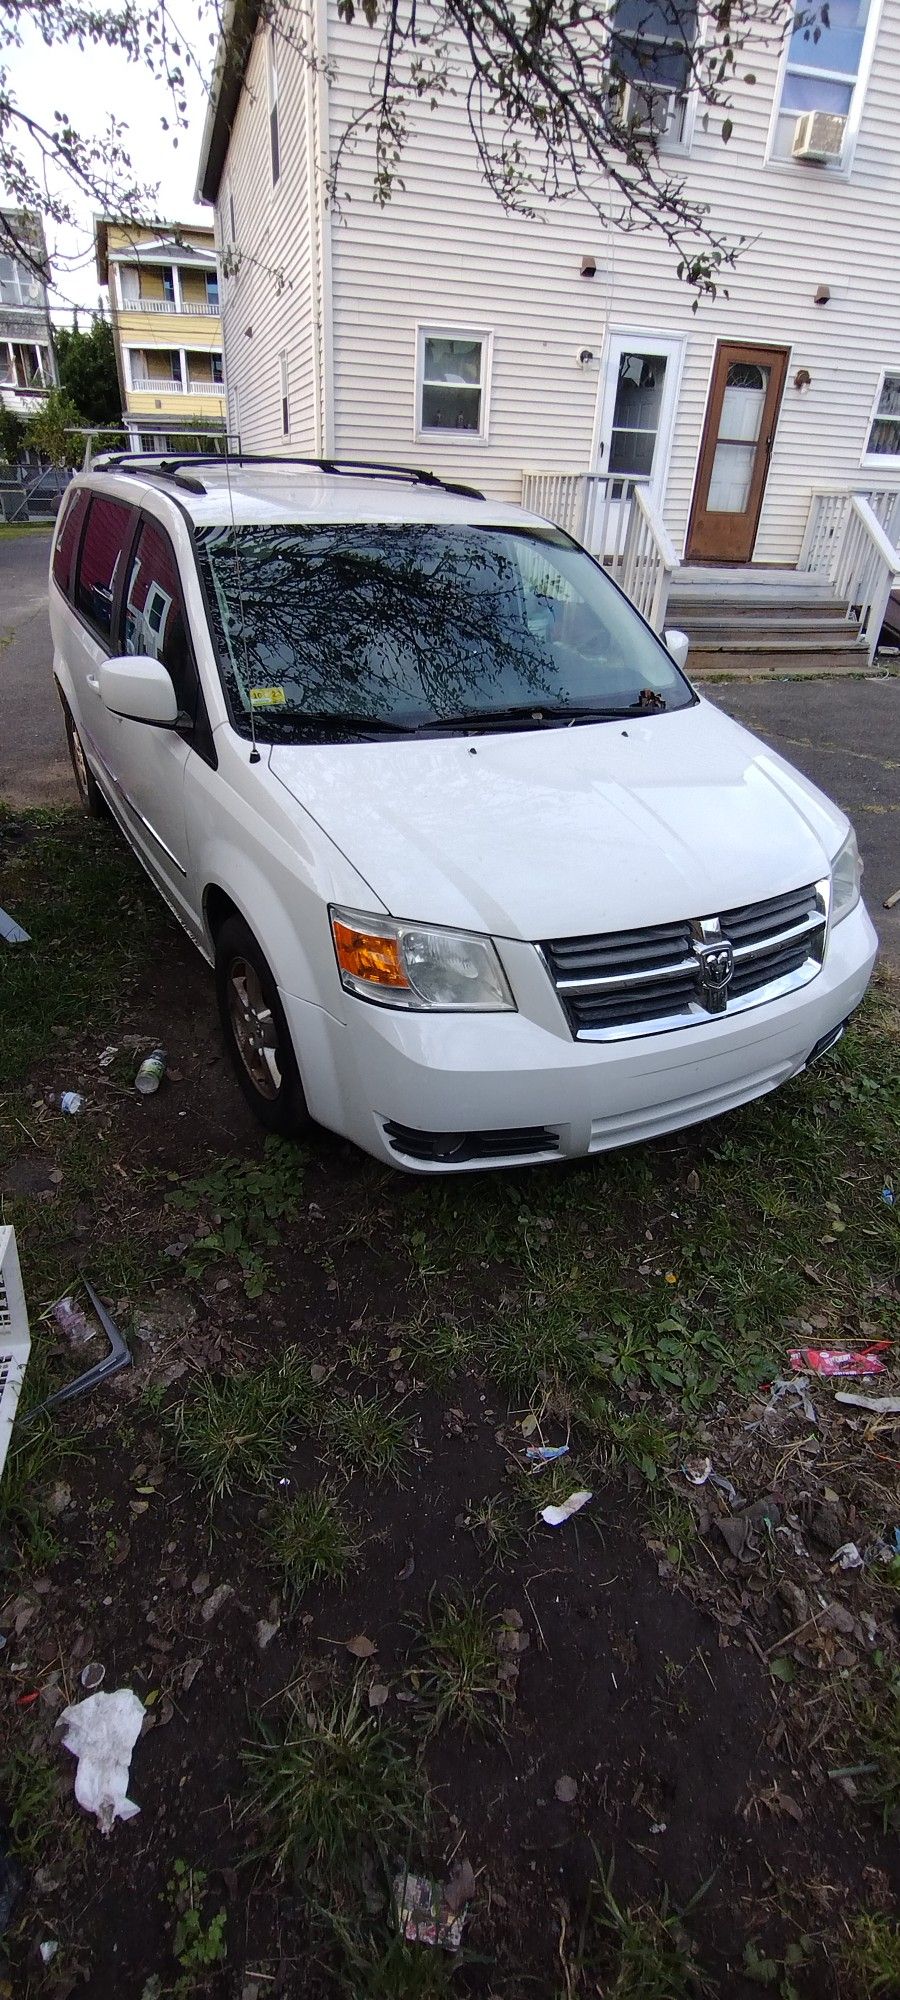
[214,914,312,1137]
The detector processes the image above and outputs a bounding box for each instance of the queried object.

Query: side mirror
[664,628,690,673]
[98,655,178,726]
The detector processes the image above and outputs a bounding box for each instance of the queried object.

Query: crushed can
[135,1048,166,1096]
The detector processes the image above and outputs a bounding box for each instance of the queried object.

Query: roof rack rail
[91,451,485,503]
[90,451,207,495]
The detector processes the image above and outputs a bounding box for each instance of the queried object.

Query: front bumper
[280,900,878,1171]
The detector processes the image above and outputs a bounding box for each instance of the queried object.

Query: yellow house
[95,218,226,452]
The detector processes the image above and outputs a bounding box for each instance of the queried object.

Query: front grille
[383,1121,560,1164]
[542,881,827,1040]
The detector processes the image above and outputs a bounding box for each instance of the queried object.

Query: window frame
[267,28,281,187]
[279,349,290,438]
[765,0,884,174]
[860,366,900,468]
[206,271,220,308]
[414,325,493,445]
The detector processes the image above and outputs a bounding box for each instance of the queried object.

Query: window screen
[76,497,134,642]
[52,487,88,599]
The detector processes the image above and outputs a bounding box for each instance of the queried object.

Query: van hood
[269,699,846,939]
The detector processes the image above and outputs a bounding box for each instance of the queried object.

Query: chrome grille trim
[542,880,829,1041]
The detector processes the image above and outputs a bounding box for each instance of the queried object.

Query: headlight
[330,907,515,1011]
[830,828,862,924]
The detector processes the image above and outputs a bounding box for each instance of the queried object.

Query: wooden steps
[666,564,866,672]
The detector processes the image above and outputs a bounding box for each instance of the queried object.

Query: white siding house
[196,0,900,659]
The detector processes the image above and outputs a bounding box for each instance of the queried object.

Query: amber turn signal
[332,918,410,989]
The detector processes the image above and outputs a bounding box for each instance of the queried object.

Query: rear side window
[76,496,134,642]
[123,520,196,714]
[52,487,88,599]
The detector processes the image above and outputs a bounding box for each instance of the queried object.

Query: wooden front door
[686,342,789,563]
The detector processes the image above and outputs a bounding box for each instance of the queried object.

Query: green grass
[576,1860,708,1999]
[0,807,167,1085]
[171,1347,319,1503]
[844,1663,900,1834]
[413,1591,513,1738]
[464,1489,527,1567]
[242,1680,424,1886]
[261,1486,359,1600]
[0,1742,66,1865]
[167,1860,227,1990]
[167,1139,307,1297]
[323,1393,412,1483]
[398,1317,476,1388]
[839,1912,900,1996]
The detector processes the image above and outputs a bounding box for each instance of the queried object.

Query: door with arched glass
[687,342,789,562]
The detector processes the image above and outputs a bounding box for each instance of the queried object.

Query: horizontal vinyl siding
[323,3,900,562]
[215,21,318,455]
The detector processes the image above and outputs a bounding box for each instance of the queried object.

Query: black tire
[61,697,108,818]
[214,913,312,1137]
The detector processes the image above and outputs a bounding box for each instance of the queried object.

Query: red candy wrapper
[790,1345,890,1378]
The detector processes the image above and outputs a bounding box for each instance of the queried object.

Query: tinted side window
[123,519,196,714]
[76,497,134,642]
[52,487,88,599]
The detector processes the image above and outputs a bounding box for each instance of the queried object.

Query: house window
[0,341,49,389]
[0,255,42,307]
[609,0,698,147]
[161,267,176,305]
[206,272,220,308]
[770,0,877,162]
[228,189,236,244]
[417,330,490,437]
[279,350,290,437]
[267,30,280,185]
[863,371,900,460]
[211,353,224,384]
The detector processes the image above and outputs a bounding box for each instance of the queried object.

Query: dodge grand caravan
[48,454,877,1171]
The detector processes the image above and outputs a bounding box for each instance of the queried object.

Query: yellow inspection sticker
[249,686,287,708]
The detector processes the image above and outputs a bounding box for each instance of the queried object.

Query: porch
[520,473,900,671]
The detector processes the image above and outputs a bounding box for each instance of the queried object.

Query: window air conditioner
[792,110,846,162]
[618,81,675,139]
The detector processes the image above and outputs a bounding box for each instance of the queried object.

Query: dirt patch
[1,921,898,1998]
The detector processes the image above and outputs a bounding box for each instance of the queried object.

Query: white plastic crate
[0,1225,31,1479]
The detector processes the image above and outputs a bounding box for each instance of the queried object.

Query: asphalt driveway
[0,528,69,808]
[1,526,897,961]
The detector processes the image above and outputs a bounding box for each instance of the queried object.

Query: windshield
[194,521,693,739]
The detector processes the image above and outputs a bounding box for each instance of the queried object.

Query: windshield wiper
[422,695,670,731]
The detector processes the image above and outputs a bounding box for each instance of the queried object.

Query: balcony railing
[130,377,224,396]
[123,297,219,315]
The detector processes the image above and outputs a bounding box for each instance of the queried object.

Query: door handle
[86,674,100,693]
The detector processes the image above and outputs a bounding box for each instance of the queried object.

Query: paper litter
[541,1488,592,1528]
[57,1688,145,1833]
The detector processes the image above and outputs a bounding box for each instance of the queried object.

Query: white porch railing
[521,470,678,631]
[799,486,900,661]
[619,486,680,630]
[122,298,219,315]
[130,377,224,396]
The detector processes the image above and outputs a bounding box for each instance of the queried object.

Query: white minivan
[49,455,877,1171]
